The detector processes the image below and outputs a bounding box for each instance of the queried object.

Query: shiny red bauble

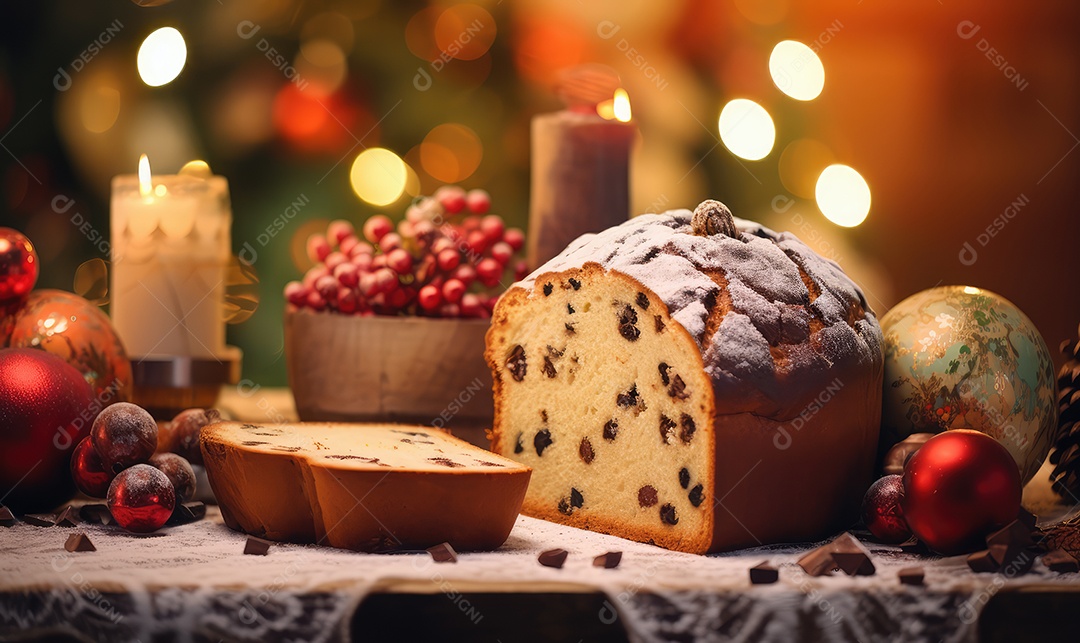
[902,429,1022,555]
[861,474,912,543]
[107,464,175,533]
[0,228,38,304]
[0,348,96,512]
[70,436,113,498]
[91,402,158,474]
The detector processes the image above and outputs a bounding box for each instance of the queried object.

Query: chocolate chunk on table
[830,533,875,576]
[243,537,272,556]
[967,550,999,573]
[54,506,79,527]
[0,506,15,527]
[64,532,96,553]
[898,567,924,586]
[538,548,568,569]
[427,542,458,564]
[592,552,622,569]
[987,520,1034,549]
[749,561,778,585]
[79,504,113,525]
[22,514,56,527]
[1043,549,1079,573]
[167,502,206,526]
[797,543,836,577]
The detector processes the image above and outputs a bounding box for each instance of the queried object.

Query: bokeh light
[137,27,187,87]
[733,0,788,26]
[420,123,483,183]
[779,139,834,199]
[81,86,121,133]
[815,164,871,227]
[718,99,775,161]
[350,148,408,206]
[434,4,496,61]
[296,39,348,96]
[613,88,632,122]
[769,40,825,101]
[301,12,355,55]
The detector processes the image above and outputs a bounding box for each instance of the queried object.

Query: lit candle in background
[110,155,231,360]
[528,66,638,268]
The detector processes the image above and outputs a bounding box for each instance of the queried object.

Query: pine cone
[1049,325,1080,499]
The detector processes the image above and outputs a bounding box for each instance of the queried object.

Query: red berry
[358,272,378,297]
[432,237,455,255]
[349,240,375,257]
[462,215,481,232]
[461,293,483,317]
[284,281,308,307]
[328,220,355,245]
[307,290,327,311]
[436,249,461,272]
[352,253,373,272]
[466,230,488,256]
[436,186,466,213]
[371,254,387,269]
[379,232,403,253]
[453,264,477,286]
[91,403,158,474]
[303,265,329,288]
[476,258,503,287]
[306,234,331,263]
[389,286,414,309]
[480,215,505,244]
[336,287,359,314]
[107,464,175,533]
[439,303,461,317]
[442,278,466,304]
[324,252,348,272]
[339,235,361,256]
[374,268,398,294]
[315,275,338,300]
[466,189,491,214]
[148,453,196,504]
[397,220,414,238]
[334,262,359,287]
[504,227,525,251]
[412,220,436,240]
[490,241,513,265]
[386,248,413,274]
[71,436,112,498]
[363,215,393,244]
[418,285,442,311]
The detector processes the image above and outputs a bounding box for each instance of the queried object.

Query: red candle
[527,87,637,268]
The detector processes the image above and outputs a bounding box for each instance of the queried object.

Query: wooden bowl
[285,310,494,430]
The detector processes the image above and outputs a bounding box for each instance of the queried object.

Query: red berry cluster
[284,187,528,318]
[71,402,198,533]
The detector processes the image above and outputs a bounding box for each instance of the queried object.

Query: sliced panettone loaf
[486,201,883,554]
[201,421,530,552]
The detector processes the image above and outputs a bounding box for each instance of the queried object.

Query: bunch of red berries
[284,187,527,318]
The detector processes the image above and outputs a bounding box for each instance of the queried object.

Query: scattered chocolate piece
[638,486,658,508]
[1016,508,1037,531]
[830,533,875,576]
[798,543,836,577]
[23,513,56,527]
[534,429,553,456]
[593,551,622,569]
[899,538,933,555]
[986,520,1034,550]
[538,548,568,569]
[659,503,679,526]
[749,561,779,585]
[0,506,16,527]
[998,548,1036,575]
[967,550,999,573]
[79,504,113,525]
[507,345,527,382]
[168,501,207,526]
[427,542,458,563]
[1043,549,1079,573]
[898,567,924,586]
[64,532,96,553]
[244,537,272,556]
[54,506,79,528]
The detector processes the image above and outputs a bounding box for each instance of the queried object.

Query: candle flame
[138,154,153,197]
[613,88,632,122]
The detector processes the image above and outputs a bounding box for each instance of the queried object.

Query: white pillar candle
[110,155,231,359]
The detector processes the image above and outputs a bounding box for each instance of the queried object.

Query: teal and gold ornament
[880,285,1057,483]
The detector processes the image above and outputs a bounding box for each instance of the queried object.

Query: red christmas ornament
[71,436,113,498]
[107,464,175,533]
[0,228,38,305]
[91,402,158,474]
[861,475,912,544]
[902,429,1022,555]
[0,348,96,513]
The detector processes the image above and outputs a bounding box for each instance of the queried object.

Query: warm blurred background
[0,0,1076,386]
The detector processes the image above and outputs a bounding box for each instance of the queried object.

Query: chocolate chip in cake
[244,537,272,556]
[541,409,549,423]
[654,315,665,333]
[618,305,640,341]
[428,457,465,468]
[65,533,96,553]
[678,468,690,489]
[538,548,569,569]
[638,485,658,508]
[0,507,15,527]
[659,415,676,444]
[534,429,553,456]
[603,419,619,441]
[688,484,705,507]
[568,278,581,290]
[507,345,527,382]
[571,488,584,509]
[679,414,697,444]
[660,503,679,525]
[617,384,642,410]
[543,283,553,296]
[579,437,595,464]
[557,498,573,515]
[514,433,524,454]
[668,375,689,400]
[427,542,458,563]
[636,292,650,309]
[565,323,576,334]
[658,363,671,386]
[567,303,575,314]
[542,355,557,378]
